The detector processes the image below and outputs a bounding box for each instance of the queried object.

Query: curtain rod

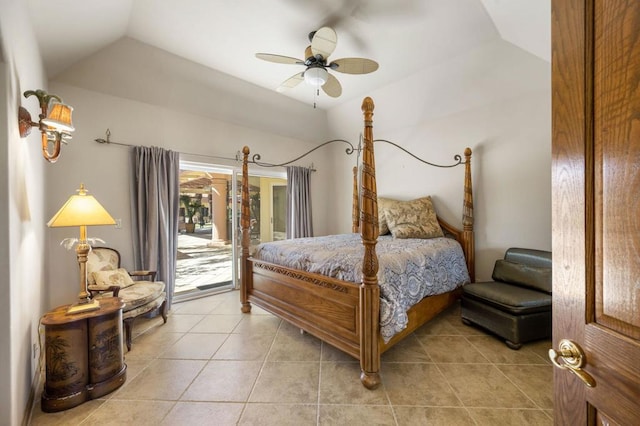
[94,128,315,169]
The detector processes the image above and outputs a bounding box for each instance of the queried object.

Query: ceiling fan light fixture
[304,67,328,87]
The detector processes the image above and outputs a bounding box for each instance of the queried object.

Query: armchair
[86,247,168,351]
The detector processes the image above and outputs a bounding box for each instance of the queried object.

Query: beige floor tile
[318,404,396,426]
[466,335,549,365]
[160,332,228,360]
[212,333,275,361]
[467,408,553,426]
[171,297,222,314]
[189,314,243,333]
[82,399,174,426]
[125,329,185,360]
[131,315,166,338]
[319,362,388,405]
[445,315,488,336]
[158,314,206,333]
[32,291,555,425]
[382,363,461,406]
[497,364,554,409]
[181,360,263,402]
[209,299,246,315]
[381,334,432,363]
[321,342,357,362]
[161,401,244,425]
[418,335,490,363]
[232,314,282,335]
[526,339,553,364]
[239,403,317,425]
[267,329,322,361]
[30,399,105,426]
[413,314,463,336]
[115,359,205,400]
[104,357,154,399]
[122,357,154,382]
[249,362,320,403]
[393,406,477,426]
[438,364,536,408]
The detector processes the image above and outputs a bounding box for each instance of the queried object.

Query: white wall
[0,1,48,424]
[326,39,551,281]
[45,81,335,307]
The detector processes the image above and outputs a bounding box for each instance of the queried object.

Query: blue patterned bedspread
[252,233,470,342]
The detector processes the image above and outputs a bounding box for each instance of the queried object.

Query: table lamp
[48,183,116,314]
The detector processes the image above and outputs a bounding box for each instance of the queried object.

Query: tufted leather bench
[461,248,552,349]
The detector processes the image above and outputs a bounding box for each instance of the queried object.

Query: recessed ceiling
[26,0,549,110]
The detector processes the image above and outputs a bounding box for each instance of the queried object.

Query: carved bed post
[359,97,381,389]
[462,147,475,282]
[352,166,360,233]
[240,146,252,313]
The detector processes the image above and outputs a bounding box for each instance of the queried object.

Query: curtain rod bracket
[95,129,111,144]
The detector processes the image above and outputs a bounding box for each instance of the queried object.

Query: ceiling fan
[256,27,378,98]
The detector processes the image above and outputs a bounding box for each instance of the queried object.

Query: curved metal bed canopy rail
[373,139,466,168]
[247,139,358,168]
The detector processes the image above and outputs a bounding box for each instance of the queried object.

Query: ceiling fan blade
[311,27,337,60]
[329,57,379,74]
[256,53,304,65]
[276,73,305,92]
[322,73,342,98]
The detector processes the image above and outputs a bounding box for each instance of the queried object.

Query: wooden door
[552,0,640,424]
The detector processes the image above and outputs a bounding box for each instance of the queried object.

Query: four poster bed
[239,97,474,389]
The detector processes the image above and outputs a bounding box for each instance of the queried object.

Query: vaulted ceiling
[26,0,549,110]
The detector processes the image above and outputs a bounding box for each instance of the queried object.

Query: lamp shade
[48,184,115,228]
[304,67,328,87]
[41,100,75,133]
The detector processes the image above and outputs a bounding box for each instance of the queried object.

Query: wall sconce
[18,89,75,163]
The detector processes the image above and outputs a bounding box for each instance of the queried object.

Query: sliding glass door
[175,162,235,301]
[175,161,287,298]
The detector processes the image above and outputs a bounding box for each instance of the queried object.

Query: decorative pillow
[92,268,135,289]
[384,196,444,239]
[86,249,118,284]
[377,197,394,235]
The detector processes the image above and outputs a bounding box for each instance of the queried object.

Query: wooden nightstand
[40,297,127,412]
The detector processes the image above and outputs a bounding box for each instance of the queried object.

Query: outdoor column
[209,178,228,244]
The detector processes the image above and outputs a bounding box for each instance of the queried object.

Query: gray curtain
[286,166,313,238]
[130,146,180,310]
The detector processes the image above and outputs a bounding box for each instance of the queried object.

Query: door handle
[549,339,596,387]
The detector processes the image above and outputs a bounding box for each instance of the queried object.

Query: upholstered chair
[86,247,167,351]
[461,248,552,349]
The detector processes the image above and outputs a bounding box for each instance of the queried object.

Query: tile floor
[30,290,553,425]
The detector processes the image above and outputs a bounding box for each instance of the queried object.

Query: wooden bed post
[359,97,381,389]
[352,166,360,233]
[463,148,475,282]
[240,146,252,313]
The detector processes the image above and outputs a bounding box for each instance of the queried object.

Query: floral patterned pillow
[92,268,135,289]
[384,196,444,239]
[377,197,395,235]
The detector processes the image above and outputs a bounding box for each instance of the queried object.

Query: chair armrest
[129,270,157,281]
[87,285,122,297]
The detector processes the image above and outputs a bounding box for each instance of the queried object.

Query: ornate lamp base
[67,299,100,314]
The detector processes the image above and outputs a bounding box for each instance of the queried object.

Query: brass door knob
[549,339,596,387]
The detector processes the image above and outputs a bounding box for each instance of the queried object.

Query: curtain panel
[286,166,313,239]
[130,146,180,310]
